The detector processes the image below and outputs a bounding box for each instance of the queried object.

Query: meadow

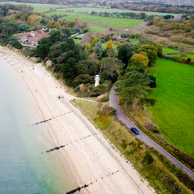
[60,7,179,16]
[0,1,67,12]
[47,11,144,29]
[148,58,194,156]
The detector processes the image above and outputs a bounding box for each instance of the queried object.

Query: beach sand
[0,46,154,194]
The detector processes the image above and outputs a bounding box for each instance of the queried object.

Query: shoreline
[0,46,154,194]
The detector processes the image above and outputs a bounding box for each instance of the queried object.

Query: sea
[0,58,75,193]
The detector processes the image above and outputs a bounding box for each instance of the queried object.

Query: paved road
[109,86,194,179]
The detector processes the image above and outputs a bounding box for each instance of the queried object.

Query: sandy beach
[0,46,154,194]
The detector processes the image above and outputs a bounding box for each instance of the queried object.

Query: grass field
[89,26,108,33]
[47,11,144,28]
[148,58,194,156]
[61,7,179,16]
[0,1,67,12]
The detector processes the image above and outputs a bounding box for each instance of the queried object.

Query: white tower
[95,75,100,87]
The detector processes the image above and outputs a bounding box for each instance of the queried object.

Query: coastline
[0,46,154,194]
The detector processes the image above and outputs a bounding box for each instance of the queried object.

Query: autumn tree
[106,40,113,49]
[138,44,158,66]
[129,54,149,67]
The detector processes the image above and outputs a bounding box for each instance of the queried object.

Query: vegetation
[111,2,194,14]
[146,16,194,46]
[148,58,194,156]
[73,99,193,194]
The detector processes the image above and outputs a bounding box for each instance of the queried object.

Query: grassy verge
[73,99,193,194]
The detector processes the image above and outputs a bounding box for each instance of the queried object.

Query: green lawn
[0,1,67,12]
[89,26,108,33]
[131,40,139,45]
[163,48,179,53]
[61,7,179,16]
[148,58,194,156]
[187,53,194,60]
[47,11,143,28]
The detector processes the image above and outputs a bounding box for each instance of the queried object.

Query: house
[20,30,48,46]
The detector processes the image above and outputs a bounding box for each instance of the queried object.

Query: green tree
[116,65,151,106]
[117,44,133,67]
[100,57,124,82]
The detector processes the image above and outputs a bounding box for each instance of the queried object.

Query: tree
[91,38,100,48]
[116,65,151,106]
[129,54,149,67]
[100,57,124,82]
[106,40,113,49]
[7,37,22,49]
[18,23,28,31]
[117,44,133,67]
[138,44,158,66]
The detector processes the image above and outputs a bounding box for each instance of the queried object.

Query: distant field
[0,1,67,12]
[47,11,143,28]
[60,7,179,16]
[148,58,194,156]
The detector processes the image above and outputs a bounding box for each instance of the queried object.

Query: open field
[0,1,67,12]
[60,7,179,16]
[148,58,194,156]
[47,11,144,29]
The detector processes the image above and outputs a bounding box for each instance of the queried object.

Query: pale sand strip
[0,46,155,194]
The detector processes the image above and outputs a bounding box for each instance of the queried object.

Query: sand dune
[0,46,154,194]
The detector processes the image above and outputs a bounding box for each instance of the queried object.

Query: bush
[73,74,93,88]
[143,151,154,165]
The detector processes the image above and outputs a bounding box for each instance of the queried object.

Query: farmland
[148,58,194,156]
[60,7,179,16]
[47,11,144,28]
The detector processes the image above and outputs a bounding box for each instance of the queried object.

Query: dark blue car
[130,127,139,135]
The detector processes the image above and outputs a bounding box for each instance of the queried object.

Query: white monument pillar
[95,75,100,87]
